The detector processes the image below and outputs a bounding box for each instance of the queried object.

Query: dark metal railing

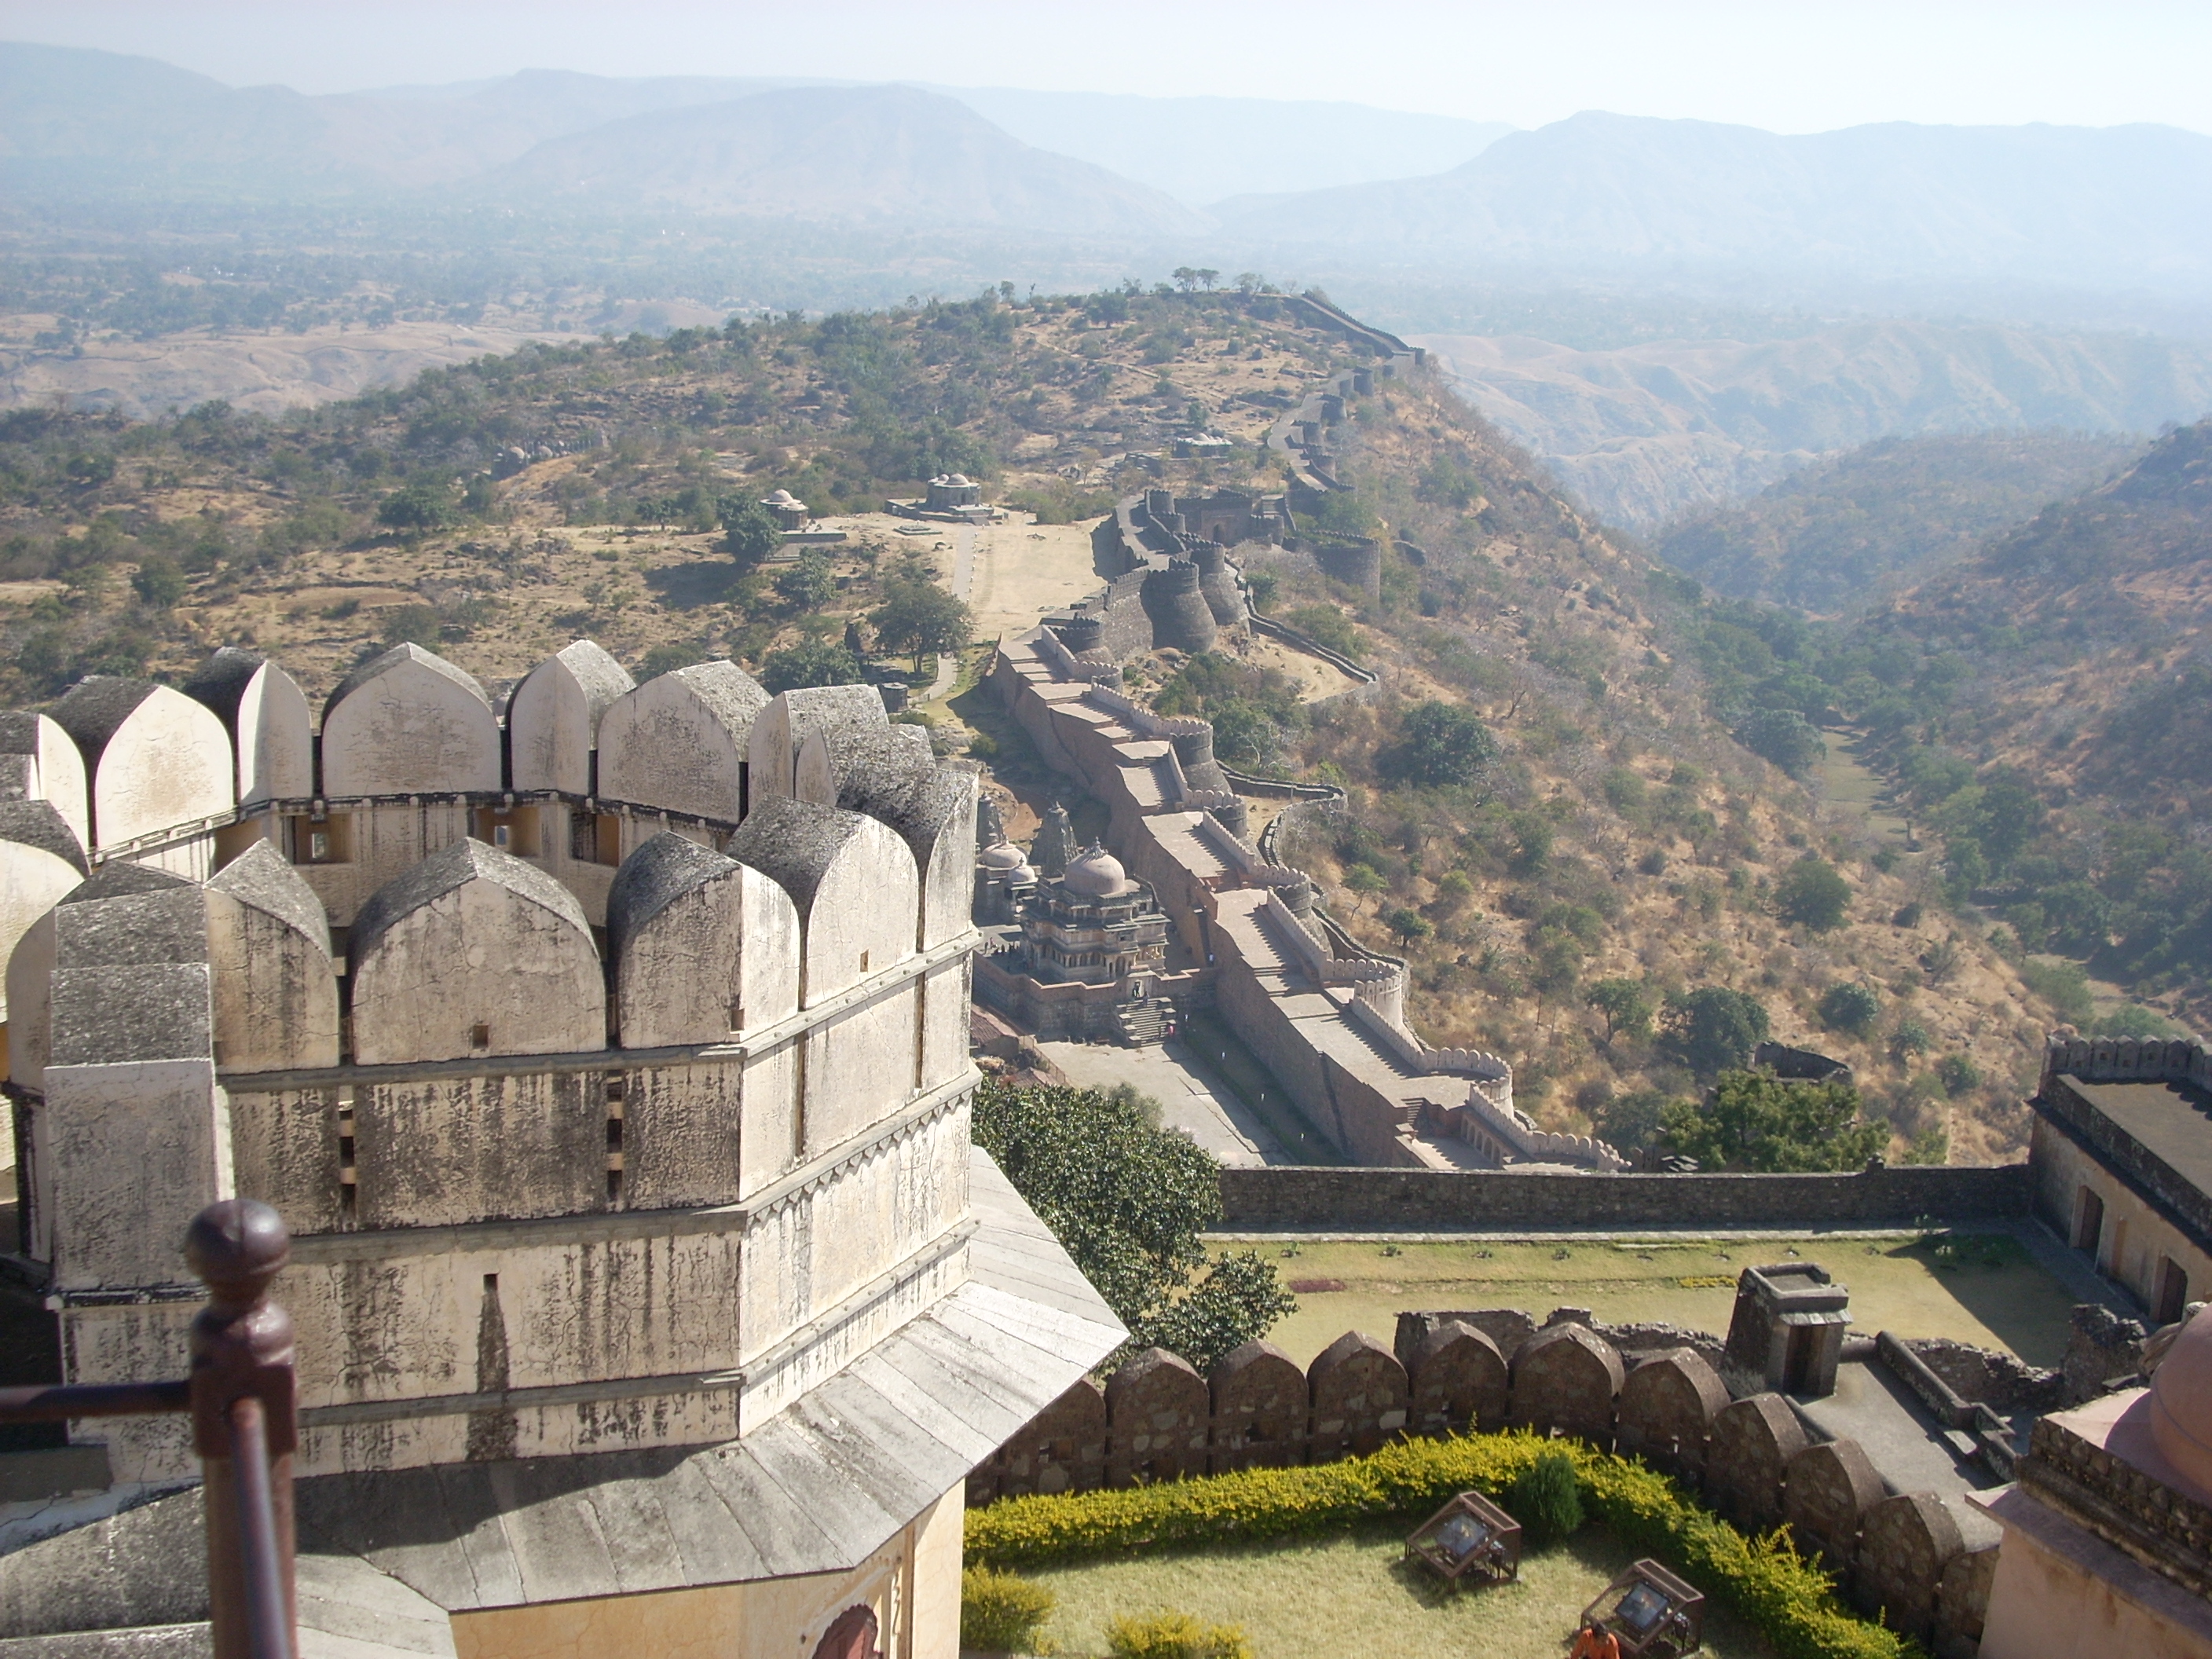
[0,1199,297,1659]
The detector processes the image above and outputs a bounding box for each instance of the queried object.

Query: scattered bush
[1818,981,1881,1036]
[1507,1448,1585,1547]
[1282,603,1361,659]
[2020,958,2096,1026]
[1108,1610,1252,1659]
[965,1431,1914,1659]
[1774,856,1851,932]
[1935,1053,1982,1096]
[1379,700,1496,787]
[759,640,864,694]
[961,1566,1055,1654]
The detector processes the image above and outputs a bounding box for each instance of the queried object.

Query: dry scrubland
[0,289,2084,1163]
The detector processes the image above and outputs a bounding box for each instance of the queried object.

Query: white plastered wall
[322,655,502,797]
[235,659,315,807]
[0,840,84,1022]
[597,670,753,822]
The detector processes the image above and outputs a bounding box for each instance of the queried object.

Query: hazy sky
[8,0,2210,135]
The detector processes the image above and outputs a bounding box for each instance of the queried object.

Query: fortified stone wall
[2,642,988,1486]
[969,1307,1987,1653]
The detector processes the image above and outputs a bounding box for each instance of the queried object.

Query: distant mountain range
[1220,112,2212,295]
[1415,322,2212,526]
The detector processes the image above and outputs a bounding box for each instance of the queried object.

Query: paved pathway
[1038,1036,1291,1167]
[922,524,979,702]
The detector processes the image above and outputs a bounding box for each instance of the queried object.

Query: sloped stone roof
[206,839,331,958]
[543,639,635,716]
[0,798,86,872]
[324,644,491,723]
[606,832,739,957]
[724,797,857,923]
[49,676,159,763]
[350,838,591,965]
[180,646,266,731]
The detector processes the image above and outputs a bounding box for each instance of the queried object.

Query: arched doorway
[812,1604,880,1659]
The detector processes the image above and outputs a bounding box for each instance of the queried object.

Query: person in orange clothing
[1570,1617,1622,1659]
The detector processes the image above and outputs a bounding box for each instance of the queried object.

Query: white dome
[1062,843,1132,899]
[946,473,971,487]
[979,840,1027,871]
[764,489,800,506]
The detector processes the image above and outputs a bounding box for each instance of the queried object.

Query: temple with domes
[973,839,1174,1045]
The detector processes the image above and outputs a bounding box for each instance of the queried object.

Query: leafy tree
[870,578,972,670]
[971,1079,1291,1369]
[130,555,185,610]
[1283,603,1361,658]
[1936,1053,1983,1096]
[720,498,782,568]
[376,480,456,533]
[1774,855,1851,932]
[1658,1071,1889,1172]
[1585,977,1655,1042]
[1381,701,1498,788]
[1890,1016,1932,1060]
[379,604,442,648]
[772,551,836,610]
[1661,987,1771,1076]
[1594,1087,1672,1155]
[1343,863,1387,910]
[1738,705,1826,776]
[635,643,699,682]
[1817,980,1881,1035]
[760,641,864,694]
[1384,907,1432,947]
[1312,489,1378,537]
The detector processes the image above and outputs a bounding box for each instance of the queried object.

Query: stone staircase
[1116,1001,1170,1046]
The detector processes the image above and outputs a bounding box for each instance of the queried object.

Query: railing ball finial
[185,1198,291,1311]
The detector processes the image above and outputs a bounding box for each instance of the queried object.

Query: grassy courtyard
[1023,1522,1775,1658]
[1225,1229,2078,1368]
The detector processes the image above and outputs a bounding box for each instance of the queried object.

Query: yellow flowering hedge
[965,1431,1921,1659]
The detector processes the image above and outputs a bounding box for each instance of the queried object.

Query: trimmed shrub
[965,1431,1914,1659]
[1108,1610,1252,1659]
[1507,1447,1584,1547]
[961,1566,1055,1653]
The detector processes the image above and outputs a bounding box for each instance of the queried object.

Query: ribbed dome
[1061,843,1132,899]
[2150,1305,2212,1497]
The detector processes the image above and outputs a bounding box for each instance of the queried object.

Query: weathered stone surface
[1616,1348,1730,1479]
[607,832,800,1049]
[1508,1322,1623,1448]
[1309,1330,1408,1459]
[1853,1491,1966,1641]
[1785,1437,1886,1573]
[508,640,634,796]
[1407,1319,1508,1436]
[1705,1393,1807,1532]
[597,660,767,822]
[52,679,233,850]
[0,709,90,849]
[205,840,338,1072]
[182,647,313,807]
[349,837,602,1064]
[0,1486,208,1637]
[1106,1349,1209,1485]
[1932,1541,1998,1657]
[0,800,86,1024]
[972,1377,1108,1503]
[322,645,500,798]
[1210,1339,1308,1471]
[751,684,890,805]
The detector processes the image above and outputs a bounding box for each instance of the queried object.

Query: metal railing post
[186,1199,298,1659]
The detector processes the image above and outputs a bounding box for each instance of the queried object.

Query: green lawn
[1024,1522,1774,1658]
[1220,1230,2078,1368]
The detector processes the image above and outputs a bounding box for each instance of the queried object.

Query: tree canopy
[1382,700,1498,788]
[1659,1070,1890,1172]
[720,498,782,567]
[971,1079,1292,1370]
[1660,987,1771,1076]
[870,578,972,669]
[1775,855,1851,932]
[760,640,864,694]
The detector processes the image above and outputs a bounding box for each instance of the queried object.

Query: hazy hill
[1220,111,2212,294]
[1415,321,2212,526]
[490,86,1207,233]
[0,288,2070,1159]
[935,87,1511,205]
[1653,430,2143,610]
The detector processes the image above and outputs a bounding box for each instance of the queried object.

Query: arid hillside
[0,288,2076,1161]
